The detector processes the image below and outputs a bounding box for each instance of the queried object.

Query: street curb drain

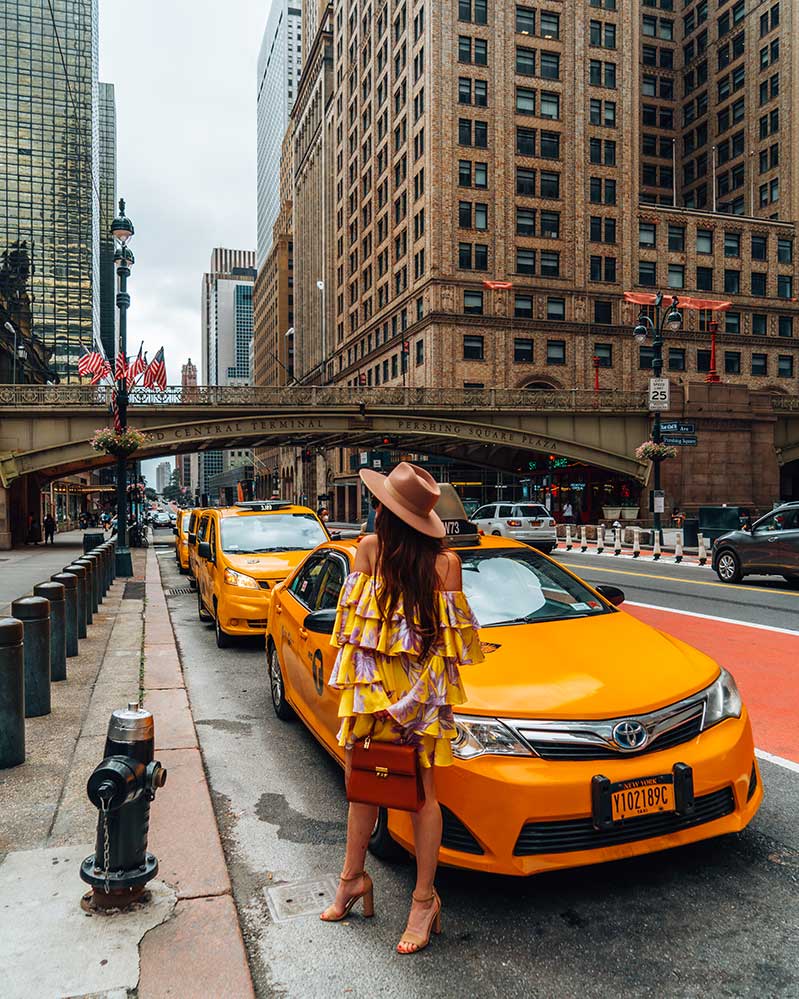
[165,587,194,597]
[264,875,338,922]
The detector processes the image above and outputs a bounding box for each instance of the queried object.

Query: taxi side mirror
[197,541,213,562]
[172,527,178,536]
[303,609,337,635]
[595,584,625,607]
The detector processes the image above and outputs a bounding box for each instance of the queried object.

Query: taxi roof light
[234,500,293,511]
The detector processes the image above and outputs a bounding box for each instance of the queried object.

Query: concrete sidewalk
[0,529,93,616]
[0,544,254,997]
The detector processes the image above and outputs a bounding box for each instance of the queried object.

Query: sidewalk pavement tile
[144,688,198,751]
[47,733,107,846]
[0,846,176,999]
[143,647,183,689]
[138,895,255,999]
[147,747,231,900]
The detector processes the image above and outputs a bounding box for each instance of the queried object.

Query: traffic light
[381,436,394,447]
[402,340,410,353]
[358,372,366,386]
[301,448,312,464]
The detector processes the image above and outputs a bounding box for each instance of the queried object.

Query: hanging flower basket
[90,426,149,458]
[635,440,678,462]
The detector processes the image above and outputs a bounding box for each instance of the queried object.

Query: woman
[320,462,483,954]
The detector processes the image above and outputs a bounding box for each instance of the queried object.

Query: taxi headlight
[452,715,533,760]
[223,567,260,590]
[703,668,742,728]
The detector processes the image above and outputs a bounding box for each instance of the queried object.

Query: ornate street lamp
[111,198,135,577]
[631,291,682,541]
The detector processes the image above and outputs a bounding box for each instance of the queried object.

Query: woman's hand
[373,710,390,721]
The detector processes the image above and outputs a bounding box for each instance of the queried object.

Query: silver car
[713,502,799,584]
[471,502,557,552]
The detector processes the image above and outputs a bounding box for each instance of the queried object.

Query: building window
[778,316,793,338]
[724,232,740,257]
[751,272,767,296]
[668,348,686,371]
[517,167,536,196]
[696,229,713,254]
[668,264,685,289]
[516,46,536,75]
[540,210,559,238]
[639,346,655,369]
[752,314,767,335]
[540,171,560,198]
[516,248,536,275]
[724,351,741,375]
[778,239,793,264]
[546,339,566,364]
[778,355,794,378]
[540,131,560,158]
[594,343,613,367]
[458,201,472,228]
[540,11,560,38]
[540,251,560,277]
[726,311,741,334]
[696,267,713,291]
[724,269,740,294]
[751,235,767,261]
[594,300,612,324]
[540,92,560,119]
[778,275,793,299]
[463,334,484,359]
[514,294,533,318]
[639,260,657,286]
[751,353,767,376]
[516,87,536,114]
[463,290,484,314]
[639,222,656,248]
[668,225,685,252]
[517,126,536,156]
[516,207,536,236]
[546,298,565,321]
[515,5,535,33]
[514,337,534,363]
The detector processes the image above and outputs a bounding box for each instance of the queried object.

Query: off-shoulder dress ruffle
[329,570,483,767]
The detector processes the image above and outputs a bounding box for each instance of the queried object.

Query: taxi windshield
[220,513,327,554]
[459,548,611,626]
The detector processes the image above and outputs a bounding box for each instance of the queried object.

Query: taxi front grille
[527,713,704,762]
[513,787,734,855]
[441,805,484,855]
[258,580,271,589]
[247,619,269,628]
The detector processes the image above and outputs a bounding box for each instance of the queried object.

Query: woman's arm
[437,548,463,591]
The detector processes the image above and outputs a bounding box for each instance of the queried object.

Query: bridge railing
[0,384,648,412]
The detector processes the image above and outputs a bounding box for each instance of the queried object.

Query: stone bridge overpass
[0,384,655,485]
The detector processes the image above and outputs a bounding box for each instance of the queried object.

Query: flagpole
[111,199,135,577]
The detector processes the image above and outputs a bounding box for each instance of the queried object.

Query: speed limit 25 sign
[648,377,670,411]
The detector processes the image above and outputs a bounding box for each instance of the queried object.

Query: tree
[144,487,157,501]
[162,467,183,502]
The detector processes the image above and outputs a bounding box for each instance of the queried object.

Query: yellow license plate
[610,776,675,821]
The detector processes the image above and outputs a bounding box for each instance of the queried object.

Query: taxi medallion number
[610,775,675,822]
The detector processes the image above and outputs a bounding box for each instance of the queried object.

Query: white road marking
[624,600,799,637]
[755,749,799,774]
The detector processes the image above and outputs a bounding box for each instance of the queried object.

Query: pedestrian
[43,513,56,545]
[320,462,483,954]
[563,500,574,524]
[27,515,41,545]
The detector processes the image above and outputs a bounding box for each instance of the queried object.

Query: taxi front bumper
[387,710,761,877]
[216,589,272,635]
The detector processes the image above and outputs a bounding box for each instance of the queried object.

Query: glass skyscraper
[0,0,112,380]
[98,81,117,361]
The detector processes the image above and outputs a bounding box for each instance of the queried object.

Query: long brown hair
[374,504,444,662]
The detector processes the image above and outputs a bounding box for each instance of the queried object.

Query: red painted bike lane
[624,604,799,765]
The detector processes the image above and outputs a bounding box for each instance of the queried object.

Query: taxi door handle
[275,603,282,613]
[299,627,309,639]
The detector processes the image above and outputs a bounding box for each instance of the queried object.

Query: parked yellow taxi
[186,508,204,587]
[265,528,762,877]
[173,509,190,573]
[195,500,329,648]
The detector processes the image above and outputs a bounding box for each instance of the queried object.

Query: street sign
[662,434,697,446]
[648,377,670,411]
[651,490,665,514]
[661,421,695,433]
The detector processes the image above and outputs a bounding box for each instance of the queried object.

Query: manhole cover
[123,581,145,600]
[265,875,338,922]
[165,587,194,597]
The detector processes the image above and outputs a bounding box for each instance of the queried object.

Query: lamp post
[111,199,135,577]
[632,291,682,541]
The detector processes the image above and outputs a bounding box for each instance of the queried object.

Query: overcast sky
[99,1,269,485]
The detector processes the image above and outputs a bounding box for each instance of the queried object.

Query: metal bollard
[75,558,95,622]
[99,546,111,594]
[52,572,79,657]
[33,581,66,682]
[95,547,109,596]
[596,525,604,555]
[697,533,708,566]
[565,525,572,551]
[580,524,587,553]
[674,530,684,564]
[11,596,51,718]
[653,531,662,561]
[88,553,103,607]
[632,526,641,558]
[63,564,88,638]
[0,618,25,768]
[80,556,100,614]
[106,540,116,583]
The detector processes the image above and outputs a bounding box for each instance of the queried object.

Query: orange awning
[624,292,731,312]
[483,280,513,290]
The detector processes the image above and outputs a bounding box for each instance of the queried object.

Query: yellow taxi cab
[265,520,762,877]
[173,509,190,573]
[186,508,204,588]
[195,500,329,649]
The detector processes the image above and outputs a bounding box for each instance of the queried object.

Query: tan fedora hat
[359,462,446,538]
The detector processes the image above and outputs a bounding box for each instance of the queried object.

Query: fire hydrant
[80,701,167,909]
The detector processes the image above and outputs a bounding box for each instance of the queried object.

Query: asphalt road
[153,533,799,999]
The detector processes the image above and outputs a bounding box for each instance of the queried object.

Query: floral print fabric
[329,570,484,767]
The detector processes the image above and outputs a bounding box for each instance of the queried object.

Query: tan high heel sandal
[397,889,442,954]
[320,872,375,922]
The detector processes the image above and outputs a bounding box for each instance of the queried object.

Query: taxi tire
[369,808,408,862]
[214,601,234,649]
[197,590,212,622]
[268,643,294,721]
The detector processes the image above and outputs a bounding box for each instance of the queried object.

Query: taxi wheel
[715,550,741,584]
[268,643,294,720]
[214,602,234,649]
[491,530,501,536]
[368,808,408,862]
[197,590,212,622]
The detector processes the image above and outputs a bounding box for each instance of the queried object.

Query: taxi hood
[460,610,720,720]
[223,551,308,578]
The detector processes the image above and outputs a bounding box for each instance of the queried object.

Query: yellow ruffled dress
[329,570,484,767]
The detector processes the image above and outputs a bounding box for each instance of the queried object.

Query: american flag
[128,343,146,381]
[111,390,123,431]
[143,346,166,390]
[115,350,128,383]
[90,359,112,385]
[78,350,107,378]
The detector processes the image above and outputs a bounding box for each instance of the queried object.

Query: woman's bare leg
[398,765,441,952]
[321,751,377,919]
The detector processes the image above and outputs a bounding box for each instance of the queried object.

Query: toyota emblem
[612,719,648,751]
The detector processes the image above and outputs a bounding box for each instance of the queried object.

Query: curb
[138,547,255,998]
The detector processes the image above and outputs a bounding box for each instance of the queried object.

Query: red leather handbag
[347,733,424,812]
